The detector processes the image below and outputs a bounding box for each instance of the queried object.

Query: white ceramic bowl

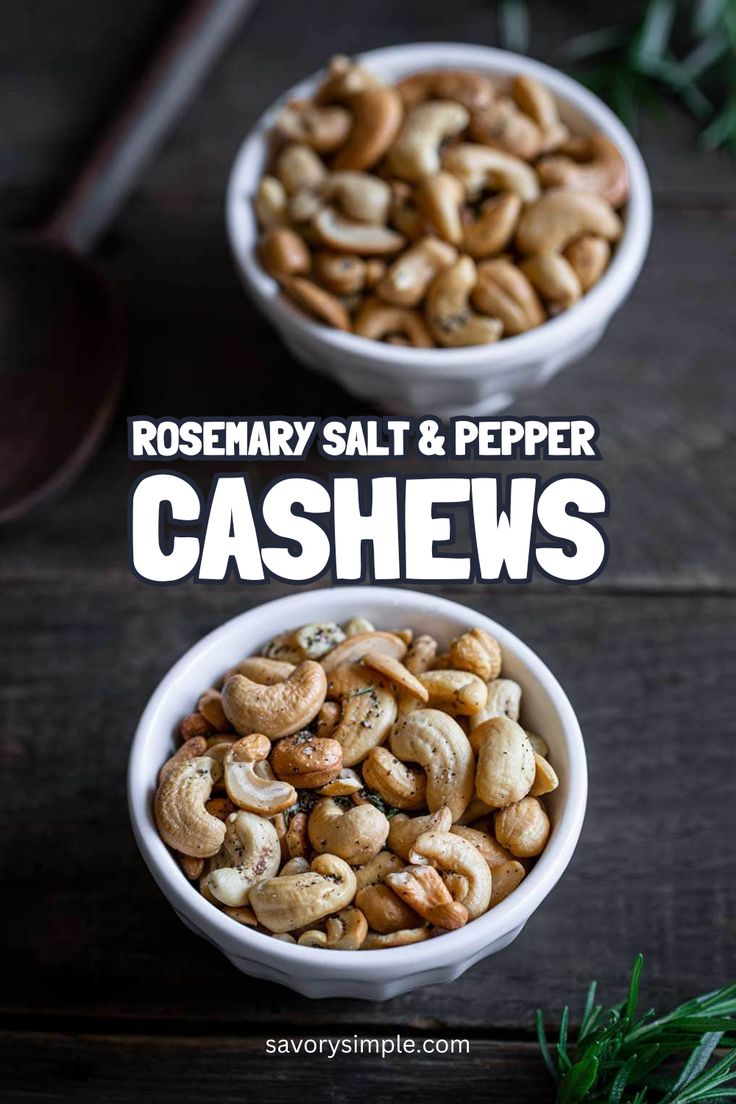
[129,586,587,1000]
[226,42,652,417]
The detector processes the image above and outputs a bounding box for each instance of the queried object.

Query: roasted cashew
[474,717,535,807]
[409,830,492,919]
[468,677,523,745]
[520,253,582,313]
[387,101,470,182]
[376,237,456,307]
[197,689,230,733]
[322,172,391,224]
[254,176,288,228]
[275,100,352,153]
[274,143,328,194]
[280,276,351,330]
[388,807,453,860]
[490,860,526,906]
[314,55,382,103]
[313,206,405,255]
[449,628,502,682]
[308,796,389,864]
[265,622,346,663]
[363,927,430,949]
[284,811,309,859]
[537,133,629,207]
[425,255,503,347]
[178,853,204,880]
[391,708,474,821]
[442,143,540,203]
[361,652,429,702]
[314,252,367,295]
[564,234,611,291]
[473,258,545,335]
[226,656,295,685]
[249,853,357,933]
[325,663,397,766]
[355,883,421,933]
[321,630,407,674]
[354,849,404,890]
[387,865,468,929]
[318,767,363,796]
[224,734,297,815]
[298,907,368,949]
[511,75,568,150]
[343,615,375,635]
[158,735,208,786]
[530,753,559,797]
[281,855,310,876]
[180,710,216,740]
[516,188,622,254]
[416,172,464,245]
[155,756,226,858]
[495,796,551,857]
[353,298,433,346]
[271,731,343,789]
[404,635,438,675]
[203,810,281,906]
[259,227,311,280]
[221,660,327,738]
[455,795,494,825]
[396,68,494,112]
[526,730,549,758]
[362,745,427,810]
[418,669,488,716]
[451,824,514,869]
[469,95,545,160]
[463,192,522,258]
[332,87,404,172]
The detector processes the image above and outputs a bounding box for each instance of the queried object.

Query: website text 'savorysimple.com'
[265,1035,471,1059]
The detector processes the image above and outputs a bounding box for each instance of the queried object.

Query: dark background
[1,1,735,1101]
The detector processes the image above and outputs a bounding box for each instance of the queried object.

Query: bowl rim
[128,585,587,976]
[226,40,652,378]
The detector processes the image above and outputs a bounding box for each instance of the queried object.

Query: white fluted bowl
[129,586,587,1000]
[226,42,651,417]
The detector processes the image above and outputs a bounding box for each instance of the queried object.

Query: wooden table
[2,2,735,1100]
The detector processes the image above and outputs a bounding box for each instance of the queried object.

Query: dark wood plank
[1,581,734,1028]
[0,1033,547,1103]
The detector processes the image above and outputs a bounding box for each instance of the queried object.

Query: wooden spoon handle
[45,0,258,253]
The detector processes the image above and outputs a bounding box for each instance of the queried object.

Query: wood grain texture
[1,582,734,1029]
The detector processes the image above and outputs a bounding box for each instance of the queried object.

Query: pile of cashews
[154,615,558,949]
[252,54,628,348]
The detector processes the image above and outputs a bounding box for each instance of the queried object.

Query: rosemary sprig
[536,954,736,1102]
[498,0,736,152]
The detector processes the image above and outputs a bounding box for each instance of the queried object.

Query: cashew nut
[409,829,492,919]
[249,853,357,933]
[520,253,582,313]
[511,75,568,151]
[298,907,368,949]
[332,87,404,172]
[322,630,407,674]
[387,807,453,861]
[352,298,433,347]
[425,255,503,347]
[463,192,523,258]
[254,175,287,228]
[308,796,389,864]
[265,622,346,662]
[489,859,526,906]
[473,258,546,335]
[325,663,397,766]
[451,824,514,869]
[318,767,363,796]
[322,172,391,224]
[387,101,470,182]
[154,756,226,858]
[221,660,327,738]
[469,95,545,160]
[275,100,352,152]
[259,226,311,280]
[361,652,429,702]
[313,206,405,255]
[158,735,208,786]
[418,669,488,716]
[468,677,523,745]
[363,927,430,949]
[280,275,351,330]
[271,731,343,789]
[274,143,328,194]
[516,188,622,254]
[224,734,297,816]
[355,883,421,933]
[474,717,535,807]
[495,796,551,856]
[362,745,427,810]
[314,252,367,295]
[530,753,559,797]
[314,55,382,103]
[376,237,456,307]
[391,709,474,821]
[564,234,611,291]
[442,143,540,203]
[416,171,464,244]
[537,133,629,207]
[386,865,468,929]
[226,656,295,685]
[404,634,438,675]
[396,68,494,112]
[449,628,502,682]
[203,810,281,906]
